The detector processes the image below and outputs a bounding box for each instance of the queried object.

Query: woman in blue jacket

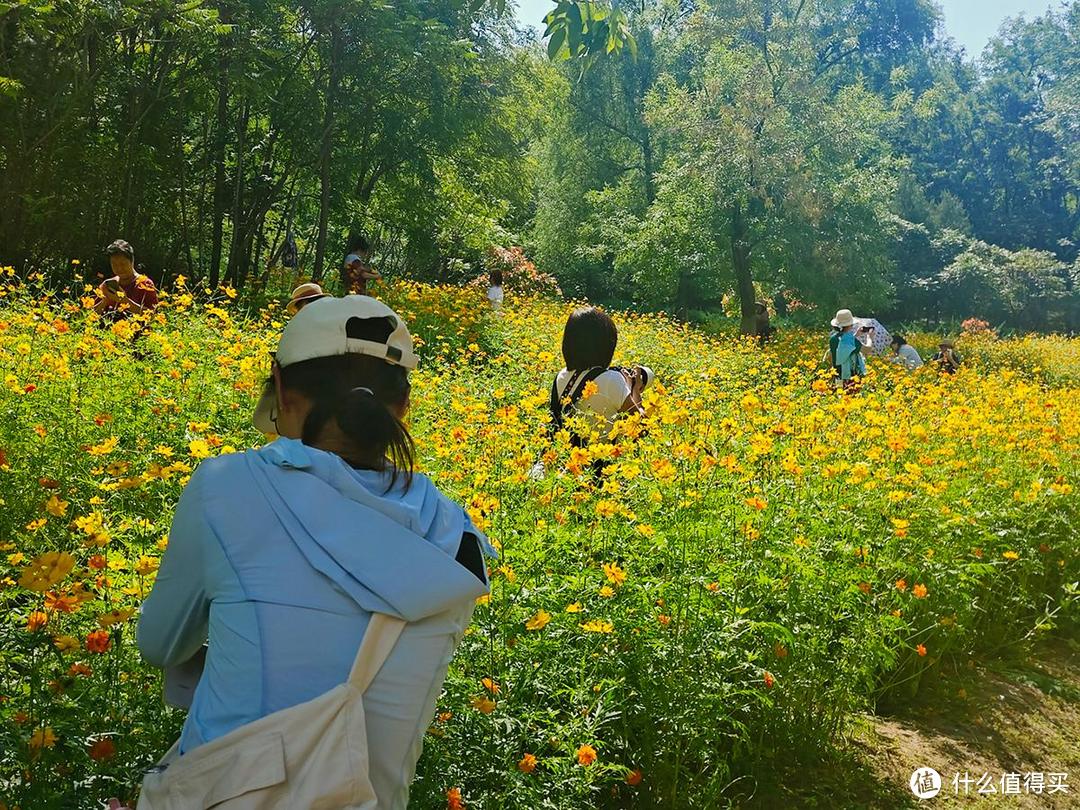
[137,296,494,808]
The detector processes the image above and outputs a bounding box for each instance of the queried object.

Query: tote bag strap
[348,612,407,693]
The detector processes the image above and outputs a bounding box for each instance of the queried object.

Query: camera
[612,365,654,389]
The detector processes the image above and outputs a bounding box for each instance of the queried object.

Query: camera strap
[549,366,606,433]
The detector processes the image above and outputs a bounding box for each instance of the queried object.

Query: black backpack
[549,367,606,444]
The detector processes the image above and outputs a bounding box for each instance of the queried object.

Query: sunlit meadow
[0,272,1077,808]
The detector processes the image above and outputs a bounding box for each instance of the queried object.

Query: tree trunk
[313,22,343,283]
[208,3,231,289]
[731,201,756,335]
[225,100,250,287]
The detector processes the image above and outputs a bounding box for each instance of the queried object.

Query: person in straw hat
[286,282,327,315]
[931,337,962,374]
[827,308,866,388]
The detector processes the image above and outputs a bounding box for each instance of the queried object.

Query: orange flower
[85,630,111,653]
[763,671,776,689]
[858,582,871,594]
[916,644,927,657]
[88,738,116,761]
[68,663,92,677]
[446,787,465,810]
[625,769,643,786]
[912,583,928,599]
[894,579,907,592]
[774,644,788,659]
[518,753,538,774]
[26,611,48,632]
[576,744,598,766]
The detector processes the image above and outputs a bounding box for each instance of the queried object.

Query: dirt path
[764,639,1080,808]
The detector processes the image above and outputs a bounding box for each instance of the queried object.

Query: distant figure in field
[828,309,866,388]
[286,282,327,316]
[486,269,504,311]
[341,235,381,296]
[772,290,789,318]
[754,300,773,346]
[890,335,923,370]
[94,240,158,317]
[932,338,962,374]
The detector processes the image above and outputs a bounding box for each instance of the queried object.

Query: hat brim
[252,386,279,435]
[285,293,327,315]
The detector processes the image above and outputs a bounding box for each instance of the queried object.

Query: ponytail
[330,386,414,489]
[276,353,415,490]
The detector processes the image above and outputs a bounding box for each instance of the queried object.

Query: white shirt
[892,344,923,370]
[555,368,631,432]
[486,285,504,310]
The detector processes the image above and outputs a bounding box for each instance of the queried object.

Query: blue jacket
[835,331,866,381]
[137,439,493,808]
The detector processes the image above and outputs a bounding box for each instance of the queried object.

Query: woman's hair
[346,233,370,255]
[489,268,503,287]
[264,318,414,489]
[562,306,617,370]
[892,334,906,346]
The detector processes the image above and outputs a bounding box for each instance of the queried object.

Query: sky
[512,0,1055,58]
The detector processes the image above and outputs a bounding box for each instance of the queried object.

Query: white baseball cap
[253,295,418,433]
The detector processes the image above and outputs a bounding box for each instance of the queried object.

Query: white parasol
[853,317,892,356]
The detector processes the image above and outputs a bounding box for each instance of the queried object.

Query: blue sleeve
[137,470,212,668]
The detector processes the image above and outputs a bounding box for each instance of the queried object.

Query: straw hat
[831,308,855,328]
[939,337,956,348]
[286,283,326,315]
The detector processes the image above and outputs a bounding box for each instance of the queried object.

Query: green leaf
[546,26,567,61]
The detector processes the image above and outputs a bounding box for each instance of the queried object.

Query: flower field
[0,275,1077,809]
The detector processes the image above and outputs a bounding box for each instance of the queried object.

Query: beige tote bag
[137,612,406,810]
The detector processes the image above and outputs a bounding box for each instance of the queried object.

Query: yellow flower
[28,727,58,750]
[602,562,626,586]
[87,436,119,456]
[525,610,551,631]
[134,555,159,576]
[469,695,496,714]
[565,602,583,613]
[1002,550,1019,560]
[599,585,615,598]
[44,495,69,517]
[188,439,212,459]
[580,619,614,634]
[19,551,76,592]
[98,608,135,628]
[53,635,80,652]
[595,500,619,519]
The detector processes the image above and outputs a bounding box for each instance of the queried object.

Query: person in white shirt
[890,334,924,370]
[550,307,646,440]
[486,268,504,311]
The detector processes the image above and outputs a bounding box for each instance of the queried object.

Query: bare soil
[756,638,1080,808]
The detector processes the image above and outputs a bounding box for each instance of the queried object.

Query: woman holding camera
[550,307,647,441]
